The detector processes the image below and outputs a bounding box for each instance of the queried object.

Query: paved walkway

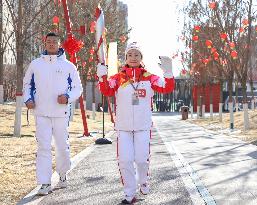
[18,112,257,205]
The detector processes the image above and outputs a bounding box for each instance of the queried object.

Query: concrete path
[19,112,257,205]
[153,112,257,205]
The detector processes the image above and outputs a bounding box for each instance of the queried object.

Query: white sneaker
[37,184,51,196]
[140,183,149,195]
[58,174,67,188]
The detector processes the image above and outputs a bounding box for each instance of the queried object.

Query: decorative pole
[95,5,112,144]
[61,0,90,136]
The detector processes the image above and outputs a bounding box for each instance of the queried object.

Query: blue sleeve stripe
[67,73,72,91]
[29,73,36,101]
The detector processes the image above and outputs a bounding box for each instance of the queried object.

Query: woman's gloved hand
[158,56,173,78]
[97,63,108,79]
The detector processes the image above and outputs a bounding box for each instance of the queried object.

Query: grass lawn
[188,109,257,144]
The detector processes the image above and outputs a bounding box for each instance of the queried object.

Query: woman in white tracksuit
[97,42,175,204]
[23,33,82,195]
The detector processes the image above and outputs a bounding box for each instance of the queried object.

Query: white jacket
[115,80,153,131]
[23,49,82,118]
[98,66,175,131]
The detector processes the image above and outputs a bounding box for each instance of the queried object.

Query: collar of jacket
[121,66,147,80]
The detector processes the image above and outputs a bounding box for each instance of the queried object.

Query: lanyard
[126,72,142,91]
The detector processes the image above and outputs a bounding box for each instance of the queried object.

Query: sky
[120,0,186,77]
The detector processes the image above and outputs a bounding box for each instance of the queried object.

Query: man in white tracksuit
[23,32,82,195]
[97,42,175,204]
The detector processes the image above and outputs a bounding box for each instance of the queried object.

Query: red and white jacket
[99,66,175,131]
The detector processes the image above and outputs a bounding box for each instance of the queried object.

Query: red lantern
[213,52,219,60]
[220,33,227,41]
[82,61,87,67]
[89,47,95,55]
[239,28,244,33]
[192,35,199,42]
[89,56,94,62]
[119,35,126,43]
[90,21,96,33]
[52,16,59,24]
[211,47,217,53]
[242,19,249,26]
[229,42,235,49]
[194,25,201,32]
[202,58,209,65]
[205,40,213,48]
[231,51,238,59]
[209,2,216,10]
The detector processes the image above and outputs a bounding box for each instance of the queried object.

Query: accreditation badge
[132,93,139,105]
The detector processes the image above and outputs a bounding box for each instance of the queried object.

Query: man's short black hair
[45,32,59,40]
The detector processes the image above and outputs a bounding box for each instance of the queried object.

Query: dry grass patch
[0,103,113,205]
[188,110,257,143]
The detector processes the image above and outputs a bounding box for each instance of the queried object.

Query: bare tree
[4,0,52,136]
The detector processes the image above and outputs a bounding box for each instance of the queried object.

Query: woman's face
[126,49,142,68]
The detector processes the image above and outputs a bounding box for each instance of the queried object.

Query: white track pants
[35,116,70,184]
[117,130,150,200]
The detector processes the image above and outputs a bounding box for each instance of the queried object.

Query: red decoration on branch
[53,16,60,25]
[192,35,199,42]
[89,47,95,55]
[194,25,201,32]
[89,56,94,62]
[220,33,227,41]
[242,19,249,26]
[209,2,217,10]
[211,47,217,53]
[239,28,244,33]
[62,35,84,55]
[231,50,238,59]
[202,58,209,65]
[205,40,213,48]
[229,42,235,49]
[213,52,219,60]
[120,35,127,43]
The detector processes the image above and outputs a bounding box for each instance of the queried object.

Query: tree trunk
[228,77,234,129]
[196,85,200,119]
[210,82,213,120]
[92,80,96,120]
[14,0,23,137]
[0,53,3,104]
[14,44,24,137]
[0,0,3,104]
[202,84,206,118]
[249,78,254,109]
[241,80,249,130]
[235,81,239,112]
[219,79,223,122]
[190,82,194,119]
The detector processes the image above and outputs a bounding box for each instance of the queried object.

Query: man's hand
[26,101,35,109]
[58,95,68,104]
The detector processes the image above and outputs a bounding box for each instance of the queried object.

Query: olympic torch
[95,5,113,144]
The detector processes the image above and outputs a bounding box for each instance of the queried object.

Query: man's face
[45,36,59,55]
[126,49,142,68]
